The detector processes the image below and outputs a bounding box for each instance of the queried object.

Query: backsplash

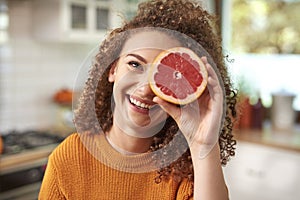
[0,0,96,132]
[0,39,95,132]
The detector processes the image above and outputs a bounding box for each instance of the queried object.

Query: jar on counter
[251,97,264,130]
[271,92,296,130]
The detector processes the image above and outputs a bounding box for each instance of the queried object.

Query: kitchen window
[69,0,112,32]
[96,7,109,30]
[222,0,300,110]
[0,0,8,44]
[71,4,87,29]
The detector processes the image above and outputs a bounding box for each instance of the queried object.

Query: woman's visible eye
[128,61,144,71]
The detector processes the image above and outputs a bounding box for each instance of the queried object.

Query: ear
[108,62,117,83]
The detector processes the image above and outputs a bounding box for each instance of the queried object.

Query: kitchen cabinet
[223,141,300,200]
[32,0,130,43]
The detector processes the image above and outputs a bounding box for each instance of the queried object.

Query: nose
[138,83,156,99]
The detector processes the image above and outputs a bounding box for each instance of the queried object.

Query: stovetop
[1,130,64,156]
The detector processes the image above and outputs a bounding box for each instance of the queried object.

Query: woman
[39,0,237,199]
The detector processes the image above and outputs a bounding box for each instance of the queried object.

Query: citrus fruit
[149,47,208,105]
[0,135,3,154]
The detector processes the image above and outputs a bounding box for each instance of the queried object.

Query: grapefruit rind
[149,47,208,105]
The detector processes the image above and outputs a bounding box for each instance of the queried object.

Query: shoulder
[49,133,89,167]
[57,133,82,149]
[52,133,81,155]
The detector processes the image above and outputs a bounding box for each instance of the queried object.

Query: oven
[0,131,64,200]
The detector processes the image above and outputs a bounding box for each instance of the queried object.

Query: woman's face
[108,30,181,138]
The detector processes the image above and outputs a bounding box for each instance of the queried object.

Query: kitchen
[1,0,300,200]
[0,0,129,199]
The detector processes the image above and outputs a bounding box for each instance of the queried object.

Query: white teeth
[129,97,151,109]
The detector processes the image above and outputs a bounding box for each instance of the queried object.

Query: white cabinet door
[223,142,300,200]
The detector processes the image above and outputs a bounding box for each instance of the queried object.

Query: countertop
[234,123,300,152]
[0,144,58,174]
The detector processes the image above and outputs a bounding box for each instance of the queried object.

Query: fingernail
[153,96,159,103]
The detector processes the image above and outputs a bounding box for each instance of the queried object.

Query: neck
[106,125,154,154]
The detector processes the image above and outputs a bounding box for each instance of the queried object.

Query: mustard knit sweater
[39,133,193,200]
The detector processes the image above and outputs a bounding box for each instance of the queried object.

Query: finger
[202,58,226,133]
[206,62,220,87]
[153,96,181,122]
[201,56,220,89]
[202,58,225,98]
[200,56,208,64]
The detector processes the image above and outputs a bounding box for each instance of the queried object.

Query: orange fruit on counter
[53,89,73,104]
[0,136,3,154]
[149,47,208,105]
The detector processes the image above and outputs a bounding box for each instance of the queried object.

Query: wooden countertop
[234,123,300,152]
[0,144,58,174]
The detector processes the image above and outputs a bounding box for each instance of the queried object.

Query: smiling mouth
[128,95,155,110]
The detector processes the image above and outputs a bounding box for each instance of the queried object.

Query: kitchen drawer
[223,141,300,200]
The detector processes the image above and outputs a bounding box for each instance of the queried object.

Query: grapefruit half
[149,47,208,105]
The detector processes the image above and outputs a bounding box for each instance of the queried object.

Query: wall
[0,0,218,133]
[0,0,95,132]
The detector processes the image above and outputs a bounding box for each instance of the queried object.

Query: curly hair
[74,0,237,188]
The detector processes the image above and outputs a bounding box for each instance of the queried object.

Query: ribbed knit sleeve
[39,133,82,200]
[176,178,194,200]
[39,151,65,200]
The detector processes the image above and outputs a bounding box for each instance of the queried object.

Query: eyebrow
[126,53,147,63]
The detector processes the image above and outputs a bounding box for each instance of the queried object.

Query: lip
[126,95,156,115]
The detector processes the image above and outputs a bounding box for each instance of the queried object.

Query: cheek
[115,72,141,89]
[112,75,135,98]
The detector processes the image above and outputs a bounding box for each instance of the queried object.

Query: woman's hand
[153,57,225,158]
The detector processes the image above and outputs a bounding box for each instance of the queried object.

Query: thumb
[153,96,181,122]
